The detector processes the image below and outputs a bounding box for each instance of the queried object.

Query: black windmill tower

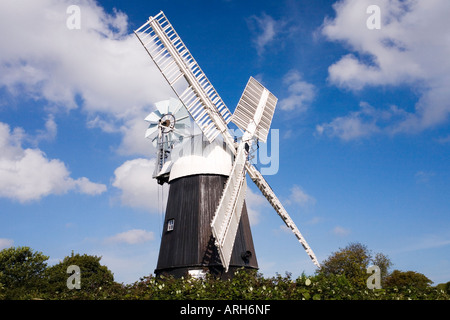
[135,11,321,278]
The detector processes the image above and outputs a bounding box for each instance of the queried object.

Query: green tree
[318,242,392,288]
[384,270,432,289]
[0,246,49,299]
[373,252,393,285]
[45,252,120,299]
[436,281,450,294]
[0,282,5,299]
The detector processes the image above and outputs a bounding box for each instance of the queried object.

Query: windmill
[135,11,320,278]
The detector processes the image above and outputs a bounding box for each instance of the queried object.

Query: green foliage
[122,268,449,300]
[436,282,450,295]
[0,245,448,300]
[0,246,49,299]
[384,270,433,289]
[44,251,123,299]
[318,242,392,288]
[373,252,393,285]
[0,282,5,300]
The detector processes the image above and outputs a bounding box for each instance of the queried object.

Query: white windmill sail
[246,163,321,267]
[210,143,248,272]
[214,76,320,269]
[232,77,278,143]
[210,78,277,271]
[134,11,234,146]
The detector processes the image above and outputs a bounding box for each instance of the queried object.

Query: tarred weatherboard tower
[155,174,258,278]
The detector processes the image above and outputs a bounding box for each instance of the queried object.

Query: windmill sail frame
[232,77,278,143]
[135,11,234,145]
[210,143,248,271]
[246,163,321,267]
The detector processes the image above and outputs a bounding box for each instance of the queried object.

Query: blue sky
[1,0,450,285]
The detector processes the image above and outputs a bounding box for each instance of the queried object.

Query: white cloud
[306,216,323,225]
[112,158,165,212]
[74,177,107,195]
[415,171,435,184]
[97,247,157,283]
[118,116,156,156]
[0,122,106,202]
[398,233,450,253]
[33,115,58,144]
[279,70,316,113]
[247,13,279,57]
[316,100,413,140]
[287,184,316,207]
[316,101,381,140]
[278,225,292,234]
[245,187,270,226]
[321,0,450,134]
[6,115,58,147]
[0,238,14,250]
[105,229,154,245]
[332,225,350,237]
[0,0,172,156]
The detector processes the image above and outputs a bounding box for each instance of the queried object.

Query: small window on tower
[167,219,175,232]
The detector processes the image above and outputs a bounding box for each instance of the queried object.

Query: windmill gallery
[135,11,320,278]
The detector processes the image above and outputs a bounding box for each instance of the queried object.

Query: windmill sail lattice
[211,143,248,272]
[232,77,278,143]
[134,11,233,144]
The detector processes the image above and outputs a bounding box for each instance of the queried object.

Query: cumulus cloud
[0,0,172,156]
[33,115,58,144]
[104,229,154,245]
[245,187,270,226]
[112,158,164,212]
[278,70,316,113]
[316,101,409,140]
[247,13,279,57]
[333,225,351,237]
[0,122,106,202]
[320,0,450,136]
[286,185,316,207]
[0,238,14,250]
[117,116,156,156]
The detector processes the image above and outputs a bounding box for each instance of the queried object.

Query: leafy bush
[319,242,392,288]
[122,269,449,300]
[384,270,433,289]
[1,246,449,300]
[436,282,450,295]
[43,252,124,300]
[0,282,5,300]
[0,246,49,299]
